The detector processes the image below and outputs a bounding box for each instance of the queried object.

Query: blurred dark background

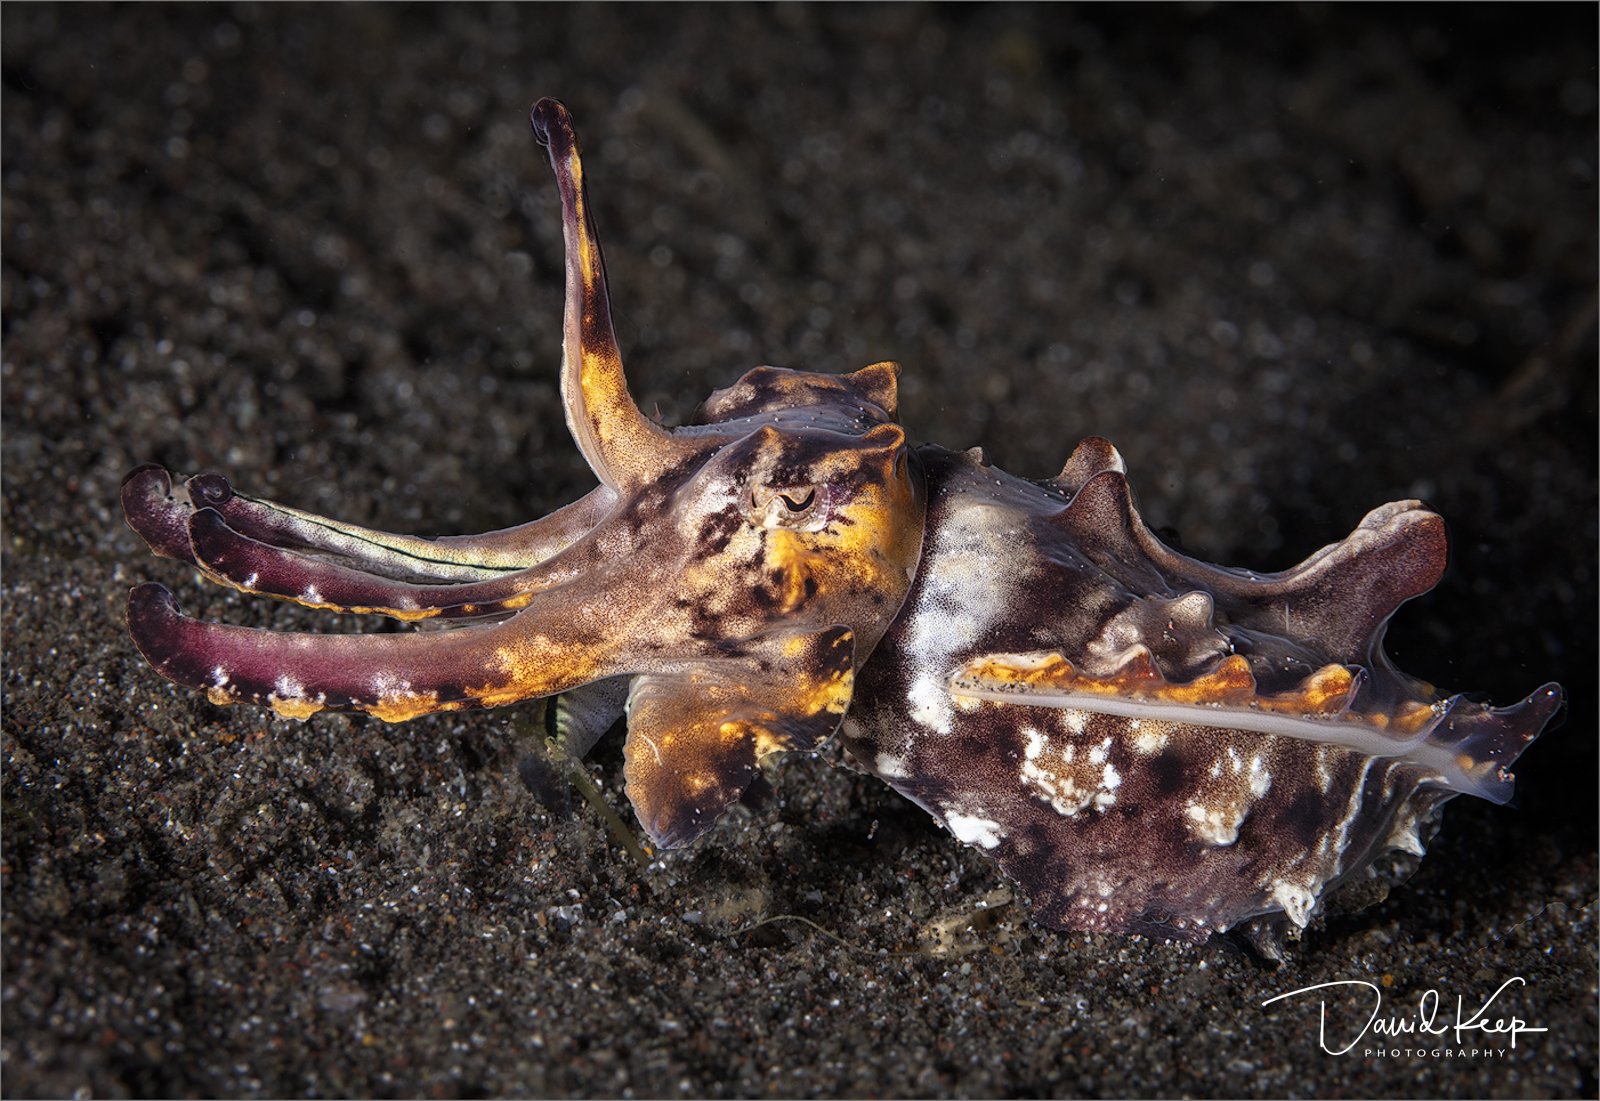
[4,4,1594,1097]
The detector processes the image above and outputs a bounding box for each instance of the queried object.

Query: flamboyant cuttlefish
[122,98,1563,948]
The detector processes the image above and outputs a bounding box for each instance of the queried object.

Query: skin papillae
[124,99,1562,942]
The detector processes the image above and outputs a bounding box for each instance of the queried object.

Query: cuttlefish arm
[122,465,614,621]
[529,98,705,490]
[122,463,616,582]
[624,626,856,848]
[128,576,850,722]
[180,507,589,622]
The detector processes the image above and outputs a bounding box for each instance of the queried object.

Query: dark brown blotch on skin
[1146,748,1190,797]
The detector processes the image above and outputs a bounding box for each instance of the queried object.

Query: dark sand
[3,5,1595,1098]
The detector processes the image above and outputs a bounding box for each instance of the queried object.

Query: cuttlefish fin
[622,625,855,848]
[530,98,702,491]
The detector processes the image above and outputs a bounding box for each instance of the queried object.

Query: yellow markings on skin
[364,693,463,724]
[1254,664,1354,716]
[363,605,442,623]
[569,151,598,291]
[1393,700,1441,734]
[963,651,1078,688]
[490,641,538,680]
[480,638,610,707]
[800,644,856,717]
[677,644,858,770]
[699,427,919,668]
[469,684,534,710]
[784,440,921,617]
[830,488,896,560]
[471,661,601,710]
[270,697,326,721]
[753,727,790,762]
[198,567,451,622]
[767,530,823,614]
[956,648,1447,737]
[240,677,481,725]
[294,601,443,623]
[1159,655,1256,705]
[1450,751,1508,789]
[845,468,923,583]
[813,664,855,716]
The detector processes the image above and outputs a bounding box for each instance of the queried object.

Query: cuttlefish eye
[750,483,825,531]
[780,489,816,512]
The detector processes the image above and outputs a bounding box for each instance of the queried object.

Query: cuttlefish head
[653,418,920,639]
[120,98,926,849]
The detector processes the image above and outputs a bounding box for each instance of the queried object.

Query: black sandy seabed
[3,5,1596,1098]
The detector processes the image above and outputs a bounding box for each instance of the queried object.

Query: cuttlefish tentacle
[128,582,590,723]
[530,98,703,490]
